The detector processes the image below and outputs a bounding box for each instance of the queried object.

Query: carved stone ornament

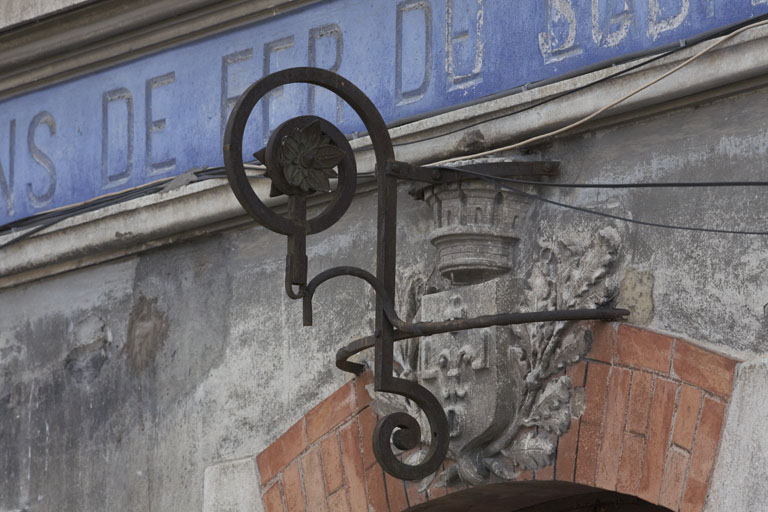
[422,179,533,285]
[371,223,621,488]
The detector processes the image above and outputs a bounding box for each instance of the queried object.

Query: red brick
[404,480,426,507]
[672,385,703,451]
[681,398,726,512]
[327,489,351,512]
[385,471,409,511]
[596,367,631,490]
[535,464,554,481]
[673,340,737,398]
[616,325,674,373]
[263,482,285,512]
[354,371,374,411]
[321,433,345,494]
[555,418,580,482]
[575,422,601,486]
[339,421,367,512]
[617,433,646,495]
[588,322,616,363]
[258,419,308,485]
[626,371,654,435]
[680,478,708,512]
[307,382,357,443]
[282,461,306,512]
[583,363,610,425]
[659,448,691,510]
[301,447,328,512]
[566,361,587,387]
[358,407,378,469]
[365,466,389,512]
[637,378,677,504]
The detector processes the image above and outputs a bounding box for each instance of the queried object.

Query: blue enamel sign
[2,0,767,226]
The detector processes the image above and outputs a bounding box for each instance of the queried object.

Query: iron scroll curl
[223,67,450,481]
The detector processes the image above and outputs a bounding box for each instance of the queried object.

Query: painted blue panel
[1,0,767,225]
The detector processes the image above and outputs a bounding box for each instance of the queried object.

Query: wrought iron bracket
[223,67,629,482]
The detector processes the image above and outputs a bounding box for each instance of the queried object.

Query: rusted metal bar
[334,307,629,375]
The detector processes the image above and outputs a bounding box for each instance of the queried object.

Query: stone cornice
[0,0,318,102]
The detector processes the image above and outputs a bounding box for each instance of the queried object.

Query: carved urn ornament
[223,67,628,481]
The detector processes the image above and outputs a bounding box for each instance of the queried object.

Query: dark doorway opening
[406,481,672,511]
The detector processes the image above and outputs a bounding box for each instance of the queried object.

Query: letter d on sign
[396,0,432,105]
[101,88,134,188]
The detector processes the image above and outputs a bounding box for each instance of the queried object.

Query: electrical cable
[458,169,768,236]
[355,49,677,151]
[352,12,768,153]
[435,17,768,165]
[438,166,768,189]
[0,165,377,249]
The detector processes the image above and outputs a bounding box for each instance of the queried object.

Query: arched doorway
[405,481,672,511]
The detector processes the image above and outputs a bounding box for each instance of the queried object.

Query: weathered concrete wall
[705,357,768,511]
[517,85,768,358]
[0,188,435,511]
[2,74,768,511]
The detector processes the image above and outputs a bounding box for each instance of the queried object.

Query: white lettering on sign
[648,0,690,39]
[396,0,433,105]
[262,36,295,143]
[446,0,484,91]
[592,0,634,47]
[145,72,176,176]
[0,120,15,216]
[27,111,56,208]
[221,49,254,139]
[101,88,134,188]
[308,24,344,123]
[538,0,582,63]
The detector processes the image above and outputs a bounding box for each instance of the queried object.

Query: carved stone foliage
[371,226,621,488]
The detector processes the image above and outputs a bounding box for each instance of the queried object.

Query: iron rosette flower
[279,120,346,194]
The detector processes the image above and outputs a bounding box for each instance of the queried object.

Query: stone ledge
[0,0,318,101]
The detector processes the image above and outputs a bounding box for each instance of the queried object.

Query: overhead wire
[442,166,768,236]
[355,48,678,151]
[434,17,768,165]
[433,166,768,189]
[353,13,768,153]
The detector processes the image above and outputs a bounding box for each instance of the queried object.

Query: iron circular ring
[223,67,394,236]
[263,115,357,234]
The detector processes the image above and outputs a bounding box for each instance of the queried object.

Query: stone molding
[253,325,739,512]
[0,0,317,102]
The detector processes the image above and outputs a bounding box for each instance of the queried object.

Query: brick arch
[255,324,738,512]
